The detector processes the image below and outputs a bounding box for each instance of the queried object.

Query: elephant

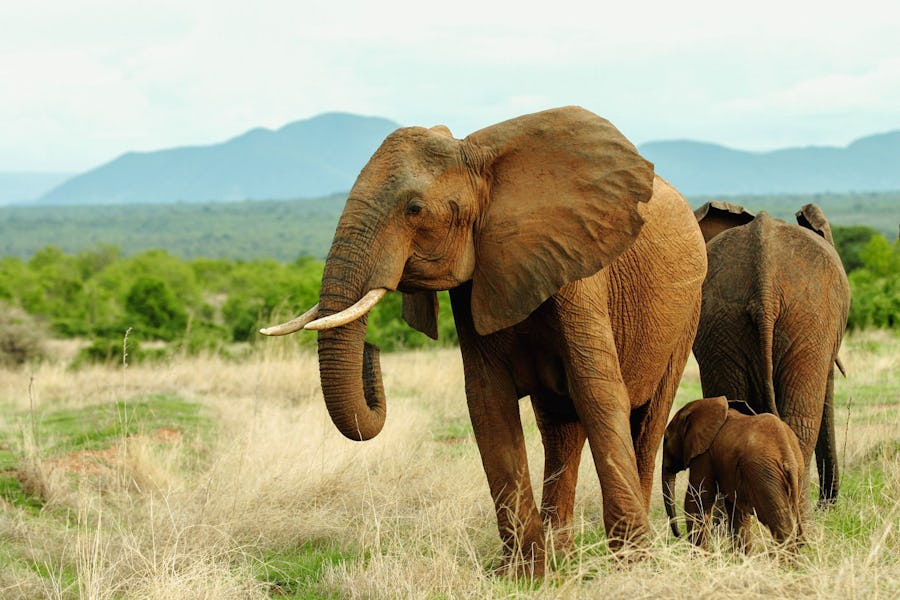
[693,201,850,513]
[661,396,804,552]
[260,107,707,576]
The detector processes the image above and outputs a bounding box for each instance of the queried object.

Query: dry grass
[0,330,897,598]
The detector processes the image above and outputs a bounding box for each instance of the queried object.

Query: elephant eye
[406,201,423,217]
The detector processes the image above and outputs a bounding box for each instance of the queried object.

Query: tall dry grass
[0,331,897,598]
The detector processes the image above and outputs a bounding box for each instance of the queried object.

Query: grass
[0,330,897,598]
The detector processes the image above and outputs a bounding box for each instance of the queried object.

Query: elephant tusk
[304,288,388,330]
[259,303,320,336]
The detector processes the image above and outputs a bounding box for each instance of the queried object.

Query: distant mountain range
[7,113,900,205]
[640,131,900,195]
[32,113,400,206]
[0,172,73,205]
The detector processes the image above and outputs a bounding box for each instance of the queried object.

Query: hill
[639,131,900,195]
[35,113,400,205]
[0,171,74,205]
[23,114,900,204]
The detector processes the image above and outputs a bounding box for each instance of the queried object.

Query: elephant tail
[750,299,779,417]
[748,218,780,418]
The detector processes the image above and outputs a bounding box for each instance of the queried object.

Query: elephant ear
[795,203,835,246]
[682,396,729,465]
[464,106,655,335]
[402,291,439,340]
[694,201,755,243]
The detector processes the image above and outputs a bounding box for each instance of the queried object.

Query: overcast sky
[3,0,899,172]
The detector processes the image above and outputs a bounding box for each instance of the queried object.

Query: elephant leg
[451,287,545,577]
[777,388,825,520]
[684,470,716,549]
[531,391,586,554]
[552,287,649,549]
[631,337,695,509]
[724,498,751,553]
[815,366,839,507]
[467,388,544,576]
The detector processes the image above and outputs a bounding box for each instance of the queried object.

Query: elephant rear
[693,207,850,510]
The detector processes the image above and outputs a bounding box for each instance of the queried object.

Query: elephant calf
[661,396,804,552]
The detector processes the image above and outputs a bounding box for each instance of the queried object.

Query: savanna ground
[0,331,897,599]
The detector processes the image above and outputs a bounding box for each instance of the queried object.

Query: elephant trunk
[662,458,680,537]
[316,237,388,441]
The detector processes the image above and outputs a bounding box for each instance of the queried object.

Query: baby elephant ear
[465,106,655,335]
[694,201,755,243]
[682,396,729,464]
[795,203,835,246]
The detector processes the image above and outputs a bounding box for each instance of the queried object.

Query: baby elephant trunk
[662,461,680,537]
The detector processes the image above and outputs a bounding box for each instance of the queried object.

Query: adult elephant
[262,107,707,576]
[692,201,850,511]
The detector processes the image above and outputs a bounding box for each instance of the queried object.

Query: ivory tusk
[304,288,388,330]
[258,303,320,336]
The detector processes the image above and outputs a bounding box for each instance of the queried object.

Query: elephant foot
[494,542,546,579]
[605,514,651,556]
[544,523,576,557]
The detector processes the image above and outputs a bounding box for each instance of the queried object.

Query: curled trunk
[316,237,388,441]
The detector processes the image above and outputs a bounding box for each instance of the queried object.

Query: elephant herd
[260,106,850,577]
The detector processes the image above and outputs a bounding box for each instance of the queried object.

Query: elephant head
[260,106,655,441]
[661,396,729,537]
[693,201,755,243]
[795,203,835,246]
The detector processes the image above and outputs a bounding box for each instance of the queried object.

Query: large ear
[694,201,755,243]
[464,106,654,335]
[795,203,835,246]
[681,396,729,464]
[402,291,439,340]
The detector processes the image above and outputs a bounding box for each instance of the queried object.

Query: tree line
[1,225,897,366]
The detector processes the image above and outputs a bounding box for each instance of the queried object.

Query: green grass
[253,541,359,599]
[0,393,208,512]
[34,394,205,455]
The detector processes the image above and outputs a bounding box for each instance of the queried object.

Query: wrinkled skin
[302,107,706,577]
[661,397,805,552]
[693,202,850,513]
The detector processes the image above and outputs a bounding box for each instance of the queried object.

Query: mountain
[639,131,900,195]
[28,115,900,205]
[0,172,74,205]
[35,113,401,205]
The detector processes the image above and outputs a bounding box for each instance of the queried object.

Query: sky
[2,0,899,173]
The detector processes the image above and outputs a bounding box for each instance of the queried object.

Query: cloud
[2,0,900,170]
[726,58,900,114]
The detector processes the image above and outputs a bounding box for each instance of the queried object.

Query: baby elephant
[661,396,804,552]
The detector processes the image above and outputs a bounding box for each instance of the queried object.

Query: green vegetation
[2,191,899,262]
[846,234,900,328]
[0,192,898,369]
[0,245,458,366]
[0,195,347,261]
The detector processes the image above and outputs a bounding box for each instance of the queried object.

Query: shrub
[847,235,900,329]
[124,277,188,341]
[0,303,47,367]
